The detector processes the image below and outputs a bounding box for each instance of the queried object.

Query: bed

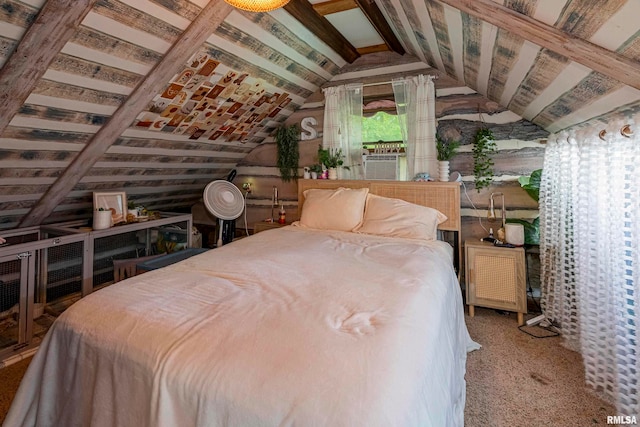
[5,180,479,427]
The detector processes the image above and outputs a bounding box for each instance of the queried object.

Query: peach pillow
[356,194,447,240]
[299,187,369,231]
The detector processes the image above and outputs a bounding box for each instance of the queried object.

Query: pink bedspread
[5,226,478,427]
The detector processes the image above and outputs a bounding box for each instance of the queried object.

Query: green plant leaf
[436,135,460,161]
[317,145,345,169]
[472,128,496,192]
[518,169,542,202]
[275,124,300,182]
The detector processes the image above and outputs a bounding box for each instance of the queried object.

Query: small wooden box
[465,240,527,325]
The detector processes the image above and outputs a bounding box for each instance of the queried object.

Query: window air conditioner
[364,153,404,180]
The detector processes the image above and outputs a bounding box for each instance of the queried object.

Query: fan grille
[203,181,245,220]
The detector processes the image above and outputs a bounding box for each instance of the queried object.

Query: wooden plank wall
[234,65,548,247]
[0,0,343,230]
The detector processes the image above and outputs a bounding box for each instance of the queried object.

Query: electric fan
[203,180,245,247]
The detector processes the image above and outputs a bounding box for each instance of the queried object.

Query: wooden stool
[113,254,164,282]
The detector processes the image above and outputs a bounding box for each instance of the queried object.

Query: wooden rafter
[284,0,360,63]
[19,0,234,227]
[353,0,405,55]
[357,44,390,55]
[0,0,98,136]
[312,0,358,15]
[438,0,640,90]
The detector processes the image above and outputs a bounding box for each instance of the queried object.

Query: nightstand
[465,240,527,325]
[253,221,287,234]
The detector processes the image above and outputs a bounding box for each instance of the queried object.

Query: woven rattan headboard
[297,179,461,232]
[297,179,462,273]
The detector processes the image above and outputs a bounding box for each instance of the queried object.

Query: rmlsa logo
[607,415,637,425]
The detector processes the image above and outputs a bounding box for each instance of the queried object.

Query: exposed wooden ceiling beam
[438,0,640,90]
[284,0,360,63]
[354,0,405,55]
[19,1,234,227]
[312,0,358,15]
[0,0,98,136]
[357,44,390,55]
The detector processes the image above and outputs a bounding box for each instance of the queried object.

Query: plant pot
[328,168,338,180]
[438,160,450,182]
[93,210,113,230]
[310,171,317,179]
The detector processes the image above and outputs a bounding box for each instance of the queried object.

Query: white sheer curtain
[322,83,364,179]
[392,74,437,180]
[540,115,640,416]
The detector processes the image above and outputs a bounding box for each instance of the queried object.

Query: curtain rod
[361,75,438,88]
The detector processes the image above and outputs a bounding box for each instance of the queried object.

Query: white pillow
[356,194,447,240]
[299,187,369,231]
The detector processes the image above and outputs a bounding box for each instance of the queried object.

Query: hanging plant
[472,127,497,192]
[275,124,300,182]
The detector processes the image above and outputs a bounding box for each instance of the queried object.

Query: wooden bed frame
[297,179,462,273]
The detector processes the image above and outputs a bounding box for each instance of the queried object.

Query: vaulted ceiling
[0,0,638,229]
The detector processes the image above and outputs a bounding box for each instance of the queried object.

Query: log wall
[234,66,548,249]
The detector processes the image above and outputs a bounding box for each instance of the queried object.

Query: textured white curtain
[540,116,640,416]
[322,84,364,179]
[392,75,437,180]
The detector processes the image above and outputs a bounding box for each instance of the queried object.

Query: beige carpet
[465,307,615,426]
[0,309,617,426]
[0,356,31,426]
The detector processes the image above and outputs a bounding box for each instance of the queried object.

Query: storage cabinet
[465,240,527,325]
[0,227,88,363]
[0,213,192,364]
[44,213,193,294]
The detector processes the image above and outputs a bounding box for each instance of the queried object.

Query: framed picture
[93,191,127,225]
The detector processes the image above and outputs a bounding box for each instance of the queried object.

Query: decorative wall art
[135,50,291,143]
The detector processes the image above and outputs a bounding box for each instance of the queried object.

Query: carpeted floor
[0,356,31,426]
[0,308,617,426]
[464,307,615,426]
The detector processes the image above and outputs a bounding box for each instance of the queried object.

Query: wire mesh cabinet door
[0,251,33,359]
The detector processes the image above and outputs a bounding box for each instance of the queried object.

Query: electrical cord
[461,180,488,234]
[518,321,560,338]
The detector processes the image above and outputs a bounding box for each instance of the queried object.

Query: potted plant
[436,136,460,182]
[275,124,300,182]
[309,164,323,179]
[93,207,113,230]
[317,145,347,180]
[472,127,497,192]
[506,169,542,245]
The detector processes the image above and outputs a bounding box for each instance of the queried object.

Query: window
[362,111,403,146]
[361,107,406,180]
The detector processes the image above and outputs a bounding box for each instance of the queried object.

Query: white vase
[438,160,450,182]
[310,171,318,179]
[93,210,113,230]
[328,168,338,180]
[303,167,310,179]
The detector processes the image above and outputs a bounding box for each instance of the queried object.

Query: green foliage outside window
[362,111,403,145]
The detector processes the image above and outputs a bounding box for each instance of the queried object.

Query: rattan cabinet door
[465,241,526,324]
